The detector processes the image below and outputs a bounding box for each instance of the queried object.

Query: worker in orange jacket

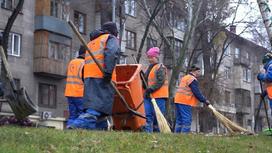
[64,46,85,128]
[143,47,169,132]
[69,22,120,130]
[174,65,209,133]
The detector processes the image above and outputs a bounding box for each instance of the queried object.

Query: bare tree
[257,0,272,47]
[2,0,24,56]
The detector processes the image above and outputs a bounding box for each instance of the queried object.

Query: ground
[0,126,271,153]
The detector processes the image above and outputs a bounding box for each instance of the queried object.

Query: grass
[0,126,271,153]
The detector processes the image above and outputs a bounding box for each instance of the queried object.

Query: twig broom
[132,55,171,133]
[208,104,252,134]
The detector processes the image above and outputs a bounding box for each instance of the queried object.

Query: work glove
[103,72,112,83]
[204,100,210,106]
[144,88,154,98]
[257,73,266,81]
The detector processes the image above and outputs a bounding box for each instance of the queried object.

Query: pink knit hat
[147,47,160,57]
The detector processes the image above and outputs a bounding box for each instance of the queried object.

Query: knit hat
[101,22,118,36]
[78,45,85,55]
[188,65,200,72]
[147,47,160,58]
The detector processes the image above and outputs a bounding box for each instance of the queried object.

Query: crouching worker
[64,46,85,128]
[69,22,120,130]
[174,66,209,133]
[143,47,169,132]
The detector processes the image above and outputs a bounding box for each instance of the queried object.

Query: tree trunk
[257,0,272,46]
[1,0,24,91]
[136,0,167,63]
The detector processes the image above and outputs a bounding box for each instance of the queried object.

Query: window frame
[224,66,231,79]
[0,31,22,57]
[74,10,86,34]
[125,29,137,50]
[38,83,57,108]
[1,0,18,10]
[48,40,70,62]
[125,0,136,17]
[234,47,240,59]
[242,67,251,82]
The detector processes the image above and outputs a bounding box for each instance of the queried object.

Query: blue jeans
[144,98,166,132]
[66,97,83,127]
[68,108,108,130]
[174,103,192,133]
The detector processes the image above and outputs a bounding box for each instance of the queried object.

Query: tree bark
[257,0,272,46]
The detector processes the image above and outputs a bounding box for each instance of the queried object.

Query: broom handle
[68,21,146,119]
[259,81,271,131]
[254,98,263,132]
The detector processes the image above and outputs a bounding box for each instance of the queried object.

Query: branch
[2,0,24,56]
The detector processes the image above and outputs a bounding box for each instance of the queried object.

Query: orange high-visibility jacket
[64,58,84,97]
[174,74,198,106]
[148,64,169,98]
[266,83,272,99]
[84,34,110,79]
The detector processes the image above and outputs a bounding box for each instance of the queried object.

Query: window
[224,45,230,56]
[1,0,18,10]
[174,39,182,55]
[49,41,70,61]
[2,32,21,57]
[125,30,136,50]
[38,83,57,108]
[119,56,127,64]
[243,67,251,82]
[245,52,249,59]
[125,0,136,17]
[50,0,59,18]
[146,37,157,50]
[234,48,240,59]
[224,66,231,79]
[74,11,86,34]
[225,90,231,104]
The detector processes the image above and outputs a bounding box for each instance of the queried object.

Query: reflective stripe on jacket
[64,58,84,97]
[84,34,110,78]
[174,74,198,106]
[148,64,169,98]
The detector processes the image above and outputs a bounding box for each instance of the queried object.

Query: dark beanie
[101,22,118,36]
[189,65,200,72]
[78,45,85,55]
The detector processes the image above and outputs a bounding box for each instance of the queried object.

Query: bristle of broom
[208,105,252,135]
[151,98,171,133]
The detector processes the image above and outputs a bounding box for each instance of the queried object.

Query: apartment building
[0,0,97,118]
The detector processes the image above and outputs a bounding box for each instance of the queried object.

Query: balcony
[236,103,251,114]
[33,31,71,79]
[34,58,67,79]
[233,56,250,66]
[213,103,236,114]
[35,16,72,38]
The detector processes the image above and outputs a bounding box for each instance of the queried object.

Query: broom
[207,104,253,135]
[132,55,171,133]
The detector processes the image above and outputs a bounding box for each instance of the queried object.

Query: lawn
[0,126,271,153]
